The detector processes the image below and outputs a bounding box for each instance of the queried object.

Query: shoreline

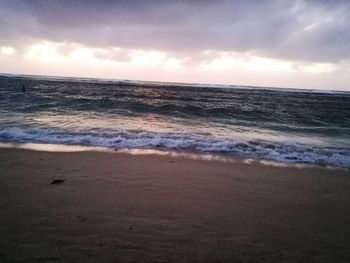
[1,147,350,262]
[0,141,347,171]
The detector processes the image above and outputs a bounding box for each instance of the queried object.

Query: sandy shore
[0,147,349,263]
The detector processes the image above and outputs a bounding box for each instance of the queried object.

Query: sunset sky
[0,0,349,90]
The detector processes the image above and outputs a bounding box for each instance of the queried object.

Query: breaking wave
[1,126,349,168]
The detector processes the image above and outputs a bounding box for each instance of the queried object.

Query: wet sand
[0,147,349,262]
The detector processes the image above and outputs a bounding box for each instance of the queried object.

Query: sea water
[0,74,349,167]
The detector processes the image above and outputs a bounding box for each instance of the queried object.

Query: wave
[0,127,349,168]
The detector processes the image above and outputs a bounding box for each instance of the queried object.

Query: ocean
[0,74,349,167]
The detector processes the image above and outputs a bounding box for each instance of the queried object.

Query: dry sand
[0,147,349,263]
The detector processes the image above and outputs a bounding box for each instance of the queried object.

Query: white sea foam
[0,127,349,168]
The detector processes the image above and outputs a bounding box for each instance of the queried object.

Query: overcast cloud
[0,0,350,90]
[1,0,350,63]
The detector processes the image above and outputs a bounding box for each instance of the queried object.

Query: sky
[0,0,349,90]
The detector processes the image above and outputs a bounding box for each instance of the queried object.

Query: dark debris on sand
[50,179,65,185]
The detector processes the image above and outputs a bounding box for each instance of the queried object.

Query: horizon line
[1,71,349,94]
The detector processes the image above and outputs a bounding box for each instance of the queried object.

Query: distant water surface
[0,75,349,167]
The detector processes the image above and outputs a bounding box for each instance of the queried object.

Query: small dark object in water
[129,226,133,230]
[114,148,118,151]
[22,84,26,92]
[51,179,65,184]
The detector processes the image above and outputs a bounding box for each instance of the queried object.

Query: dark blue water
[1,74,350,167]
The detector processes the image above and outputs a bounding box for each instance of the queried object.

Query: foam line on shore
[1,141,345,171]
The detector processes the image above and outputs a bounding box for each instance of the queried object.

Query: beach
[2,1,350,262]
[1,147,349,262]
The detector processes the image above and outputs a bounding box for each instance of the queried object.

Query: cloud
[0,46,15,55]
[298,63,335,74]
[200,52,294,73]
[1,0,350,63]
